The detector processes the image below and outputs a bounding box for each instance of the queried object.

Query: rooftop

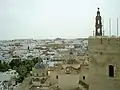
[34,62,46,69]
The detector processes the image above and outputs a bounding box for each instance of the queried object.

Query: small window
[56,75,58,79]
[100,52,102,55]
[98,20,100,24]
[46,72,48,75]
[83,76,85,80]
[36,73,39,76]
[42,73,45,76]
[98,28,100,34]
[109,65,114,77]
[87,57,89,61]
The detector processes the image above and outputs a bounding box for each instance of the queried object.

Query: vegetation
[0,61,10,72]
[0,57,43,83]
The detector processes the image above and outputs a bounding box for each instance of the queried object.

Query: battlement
[88,36,120,54]
[88,36,120,46]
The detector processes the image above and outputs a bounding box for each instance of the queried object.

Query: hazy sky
[0,0,120,40]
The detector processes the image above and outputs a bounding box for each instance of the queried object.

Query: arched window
[56,75,58,79]
[83,76,85,80]
[109,65,114,77]
[98,20,100,24]
[97,28,100,34]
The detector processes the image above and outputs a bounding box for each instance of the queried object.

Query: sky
[0,0,120,40]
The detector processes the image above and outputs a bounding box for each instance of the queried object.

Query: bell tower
[95,8,102,36]
[88,8,120,90]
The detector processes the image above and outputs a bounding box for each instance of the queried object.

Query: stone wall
[58,74,79,90]
[88,36,120,90]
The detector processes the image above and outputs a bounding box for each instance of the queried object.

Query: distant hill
[76,38,88,40]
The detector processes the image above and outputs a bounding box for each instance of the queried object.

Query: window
[56,75,58,79]
[109,65,114,77]
[100,52,102,55]
[83,76,85,80]
[36,73,39,76]
[42,73,45,76]
[87,57,89,61]
[41,78,45,84]
[98,28,100,34]
[46,72,48,75]
[98,20,100,24]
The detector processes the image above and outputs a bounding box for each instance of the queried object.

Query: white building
[0,70,18,90]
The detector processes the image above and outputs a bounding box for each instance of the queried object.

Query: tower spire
[95,8,102,36]
[98,7,99,11]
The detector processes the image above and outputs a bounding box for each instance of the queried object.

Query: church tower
[88,8,120,90]
[95,8,102,36]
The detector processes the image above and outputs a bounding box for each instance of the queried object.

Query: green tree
[3,61,9,71]
[32,57,43,65]
[9,59,22,69]
[16,65,27,83]
[13,66,17,71]
[0,61,10,72]
[8,58,43,83]
[21,60,34,72]
[0,61,5,72]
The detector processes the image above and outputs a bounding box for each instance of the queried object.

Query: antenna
[103,19,104,36]
[103,30,104,36]
[117,18,119,36]
[93,31,95,36]
[109,18,111,37]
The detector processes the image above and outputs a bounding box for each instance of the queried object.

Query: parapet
[88,36,120,46]
[88,36,120,53]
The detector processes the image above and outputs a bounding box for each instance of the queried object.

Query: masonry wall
[88,36,120,90]
[58,74,79,90]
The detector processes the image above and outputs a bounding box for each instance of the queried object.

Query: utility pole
[117,18,119,36]
[93,31,95,36]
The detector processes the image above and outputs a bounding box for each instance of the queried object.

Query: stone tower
[95,8,102,36]
[88,8,120,90]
